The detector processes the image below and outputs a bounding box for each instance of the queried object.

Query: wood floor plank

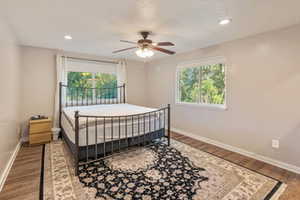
[0,132,299,200]
[211,148,234,158]
[223,152,247,164]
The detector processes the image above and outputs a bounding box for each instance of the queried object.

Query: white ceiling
[1,0,300,61]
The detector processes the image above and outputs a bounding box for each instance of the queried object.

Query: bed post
[74,111,80,176]
[59,82,62,138]
[123,84,126,103]
[167,104,171,146]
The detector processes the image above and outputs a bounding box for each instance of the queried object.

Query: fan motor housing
[138,39,152,45]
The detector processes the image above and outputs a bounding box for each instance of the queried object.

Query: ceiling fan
[113,31,176,58]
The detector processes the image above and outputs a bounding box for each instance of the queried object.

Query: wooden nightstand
[29,118,52,145]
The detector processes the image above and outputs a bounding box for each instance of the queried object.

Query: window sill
[175,102,227,111]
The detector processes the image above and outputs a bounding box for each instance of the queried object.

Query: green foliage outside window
[67,72,117,100]
[178,63,225,105]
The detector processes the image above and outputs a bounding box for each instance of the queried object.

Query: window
[67,72,117,100]
[65,58,118,102]
[176,58,226,108]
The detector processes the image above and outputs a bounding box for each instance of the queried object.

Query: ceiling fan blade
[112,47,137,53]
[155,42,175,46]
[151,46,175,55]
[120,40,137,44]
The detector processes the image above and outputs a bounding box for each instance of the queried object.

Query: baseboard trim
[171,127,300,174]
[22,136,28,142]
[0,141,22,192]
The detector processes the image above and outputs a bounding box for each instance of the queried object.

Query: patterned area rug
[43,140,286,200]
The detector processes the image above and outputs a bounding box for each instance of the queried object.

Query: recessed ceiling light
[219,18,232,25]
[64,35,72,40]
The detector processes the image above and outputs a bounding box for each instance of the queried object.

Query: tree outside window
[67,72,117,101]
[178,63,225,105]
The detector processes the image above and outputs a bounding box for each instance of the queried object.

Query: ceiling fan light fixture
[135,48,154,58]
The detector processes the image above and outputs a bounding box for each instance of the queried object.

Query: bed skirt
[61,128,165,161]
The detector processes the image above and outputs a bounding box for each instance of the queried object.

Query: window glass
[67,72,93,88]
[67,72,117,100]
[178,62,225,106]
[179,67,201,103]
[94,72,117,98]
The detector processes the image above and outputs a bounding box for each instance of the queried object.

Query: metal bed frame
[59,82,170,175]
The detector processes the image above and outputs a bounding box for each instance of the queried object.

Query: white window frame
[175,56,228,110]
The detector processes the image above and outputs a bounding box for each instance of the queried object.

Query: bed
[59,83,170,175]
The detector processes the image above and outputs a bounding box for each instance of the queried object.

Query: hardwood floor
[0,132,300,199]
[0,144,43,200]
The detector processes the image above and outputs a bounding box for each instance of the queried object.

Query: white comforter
[63,104,160,129]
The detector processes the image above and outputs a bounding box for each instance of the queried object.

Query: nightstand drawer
[29,132,52,144]
[30,122,51,134]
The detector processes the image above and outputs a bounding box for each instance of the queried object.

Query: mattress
[62,104,165,146]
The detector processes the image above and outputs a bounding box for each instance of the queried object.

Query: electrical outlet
[272,139,279,149]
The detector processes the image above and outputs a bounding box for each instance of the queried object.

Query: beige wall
[0,19,21,183]
[126,60,147,106]
[20,47,56,138]
[146,25,300,167]
[20,46,147,138]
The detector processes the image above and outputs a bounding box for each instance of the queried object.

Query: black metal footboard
[73,106,170,175]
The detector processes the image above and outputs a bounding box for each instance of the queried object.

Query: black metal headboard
[59,82,126,108]
[58,82,126,138]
